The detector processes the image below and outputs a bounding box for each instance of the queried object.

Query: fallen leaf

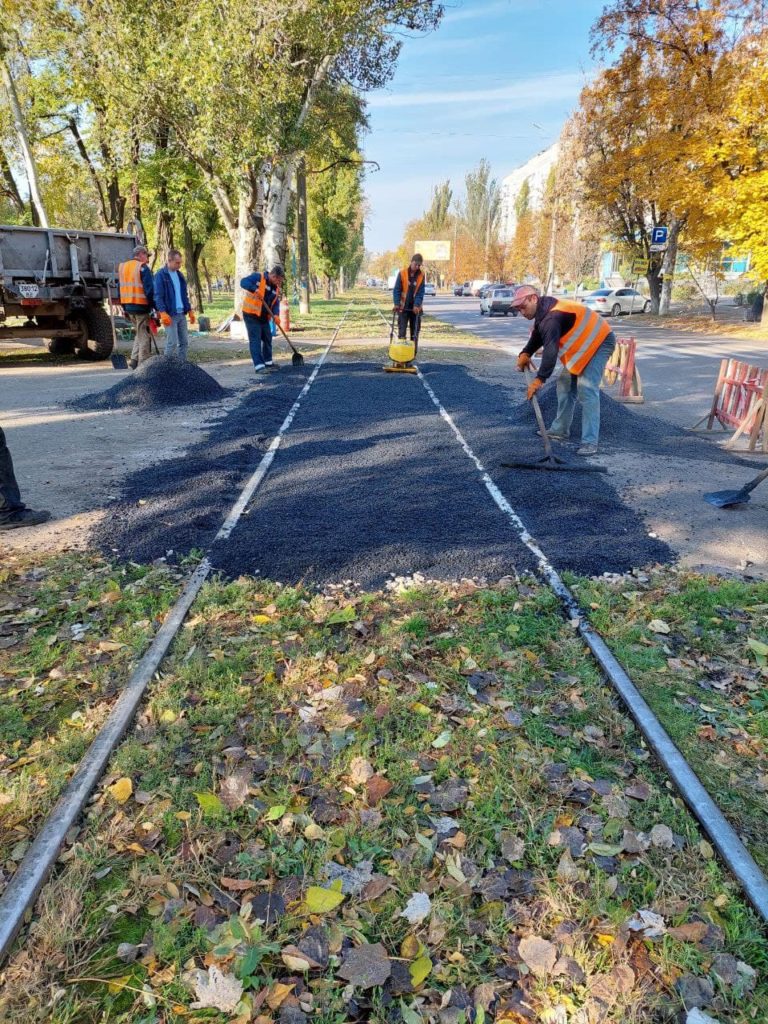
[626,909,666,938]
[409,956,432,987]
[280,944,322,972]
[360,875,393,901]
[195,792,225,818]
[219,774,249,811]
[399,892,431,925]
[266,982,295,1011]
[337,942,391,989]
[649,619,671,634]
[366,775,393,805]
[304,886,345,913]
[501,835,526,862]
[108,777,133,804]
[650,824,675,849]
[668,922,709,943]
[431,729,452,749]
[518,935,557,977]
[263,804,286,821]
[348,757,374,784]
[190,965,243,1011]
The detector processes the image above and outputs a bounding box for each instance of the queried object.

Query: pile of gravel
[68,356,227,412]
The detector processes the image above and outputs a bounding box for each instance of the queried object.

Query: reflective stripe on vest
[242,276,270,317]
[399,268,424,307]
[118,260,149,308]
[552,298,611,374]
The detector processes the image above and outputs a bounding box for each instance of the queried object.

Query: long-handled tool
[269,311,304,366]
[704,465,768,508]
[106,268,128,369]
[383,307,418,374]
[501,369,608,473]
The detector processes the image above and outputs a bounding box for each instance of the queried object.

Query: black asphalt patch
[67,356,228,412]
[94,358,695,585]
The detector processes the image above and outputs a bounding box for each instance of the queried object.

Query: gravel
[92,357,682,584]
[67,356,228,412]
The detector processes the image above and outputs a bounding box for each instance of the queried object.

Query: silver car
[582,288,650,316]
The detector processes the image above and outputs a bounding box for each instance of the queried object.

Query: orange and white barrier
[601,336,644,403]
[693,358,768,453]
[280,299,290,333]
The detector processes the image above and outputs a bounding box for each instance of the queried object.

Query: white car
[582,288,650,316]
[480,287,517,317]
[423,283,436,297]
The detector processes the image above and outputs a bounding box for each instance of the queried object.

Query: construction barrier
[691,358,768,453]
[601,336,644,403]
[280,299,290,333]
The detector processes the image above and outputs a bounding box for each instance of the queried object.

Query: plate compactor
[384,308,420,374]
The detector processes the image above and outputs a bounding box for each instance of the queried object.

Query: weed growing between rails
[2,573,767,1022]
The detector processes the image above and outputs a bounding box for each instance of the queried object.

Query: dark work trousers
[0,426,24,522]
[243,314,273,366]
[397,310,420,353]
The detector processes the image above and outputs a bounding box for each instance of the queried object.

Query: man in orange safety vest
[118,245,155,369]
[511,285,616,456]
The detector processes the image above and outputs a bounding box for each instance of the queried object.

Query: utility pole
[296,159,310,314]
[545,192,558,293]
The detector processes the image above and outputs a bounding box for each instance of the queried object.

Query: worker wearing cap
[240,266,284,372]
[393,253,425,353]
[511,285,616,456]
[118,244,155,369]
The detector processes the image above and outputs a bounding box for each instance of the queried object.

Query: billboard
[415,240,451,261]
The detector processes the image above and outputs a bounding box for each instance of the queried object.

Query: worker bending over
[393,253,425,352]
[511,285,616,456]
[240,266,284,372]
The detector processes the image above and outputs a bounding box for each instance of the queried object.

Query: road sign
[415,240,451,261]
[651,226,668,246]
[631,259,649,275]
[649,243,667,253]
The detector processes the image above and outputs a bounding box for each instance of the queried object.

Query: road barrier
[601,336,644,403]
[692,358,768,454]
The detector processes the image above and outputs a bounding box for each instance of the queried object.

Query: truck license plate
[18,283,39,298]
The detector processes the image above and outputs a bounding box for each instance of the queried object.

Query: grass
[1,559,766,1023]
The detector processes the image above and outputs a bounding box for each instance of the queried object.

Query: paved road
[426,295,768,427]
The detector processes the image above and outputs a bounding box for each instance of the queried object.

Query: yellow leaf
[159,709,176,723]
[400,934,421,959]
[175,811,191,821]
[266,982,295,1010]
[409,956,432,987]
[596,933,615,947]
[304,886,345,913]
[107,974,133,994]
[108,777,133,804]
[98,640,125,652]
[252,614,271,625]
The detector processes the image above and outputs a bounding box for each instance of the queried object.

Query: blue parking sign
[652,226,668,245]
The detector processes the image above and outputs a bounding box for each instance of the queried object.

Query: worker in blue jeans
[0,427,50,530]
[511,285,616,455]
[240,266,284,372]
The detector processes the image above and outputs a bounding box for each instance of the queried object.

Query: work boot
[576,444,599,456]
[535,429,569,441]
[265,361,280,370]
[128,358,138,370]
[253,363,266,372]
[0,508,52,530]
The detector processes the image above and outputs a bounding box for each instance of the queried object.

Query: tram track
[1,299,766,971]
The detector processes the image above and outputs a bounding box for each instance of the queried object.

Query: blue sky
[363,0,607,252]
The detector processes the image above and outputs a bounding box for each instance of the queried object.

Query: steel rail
[0,311,353,964]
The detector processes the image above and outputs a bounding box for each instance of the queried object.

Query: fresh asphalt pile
[67,355,228,412]
[96,355,744,584]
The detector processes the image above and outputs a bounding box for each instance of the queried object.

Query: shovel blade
[110,353,128,370]
[704,488,750,508]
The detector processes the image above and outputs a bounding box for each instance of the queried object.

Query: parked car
[424,282,436,297]
[480,287,517,317]
[582,288,650,316]
[469,279,491,296]
[478,282,502,298]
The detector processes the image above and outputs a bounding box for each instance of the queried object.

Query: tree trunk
[324,274,332,300]
[129,127,144,237]
[659,218,683,316]
[68,117,111,229]
[262,157,296,269]
[0,50,48,227]
[296,159,310,314]
[201,257,214,303]
[234,192,261,314]
[182,218,205,312]
[0,147,24,215]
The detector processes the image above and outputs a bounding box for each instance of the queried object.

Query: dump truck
[0,224,139,360]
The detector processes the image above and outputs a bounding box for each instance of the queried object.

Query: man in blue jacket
[240,266,284,372]
[392,253,425,352]
[118,245,154,369]
[154,249,195,359]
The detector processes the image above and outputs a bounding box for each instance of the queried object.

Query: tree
[457,159,501,276]
[308,149,364,299]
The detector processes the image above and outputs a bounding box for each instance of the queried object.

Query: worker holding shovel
[240,266,284,372]
[512,285,616,456]
[393,253,425,355]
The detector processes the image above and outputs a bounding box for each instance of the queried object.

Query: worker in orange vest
[240,266,284,372]
[511,285,616,456]
[392,253,425,353]
[118,245,155,369]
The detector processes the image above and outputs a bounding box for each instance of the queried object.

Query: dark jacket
[521,295,581,381]
[120,263,154,315]
[240,272,281,323]
[393,268,426,311]
[154,266,192,316]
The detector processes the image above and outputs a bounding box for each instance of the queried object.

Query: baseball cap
[510,285,539,308]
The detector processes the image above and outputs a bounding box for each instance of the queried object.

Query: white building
[499,143,560,242]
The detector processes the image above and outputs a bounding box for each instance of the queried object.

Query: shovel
[106,274,128,369]
[704,465,768,508]
[502,370,608,473]
[270,312,304,366]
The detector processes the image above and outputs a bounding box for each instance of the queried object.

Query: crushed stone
[67,355,228,412]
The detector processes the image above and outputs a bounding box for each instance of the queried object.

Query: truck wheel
[76,306,114,361]
[45,338,76,356]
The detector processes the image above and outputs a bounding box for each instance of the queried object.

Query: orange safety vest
[399,268,424,307]
[551,298,611,375]
[242,275,279,317]
[118,259,150,308]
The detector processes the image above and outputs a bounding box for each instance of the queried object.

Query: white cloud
[367,70,586,110]
[442,0,534,25]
